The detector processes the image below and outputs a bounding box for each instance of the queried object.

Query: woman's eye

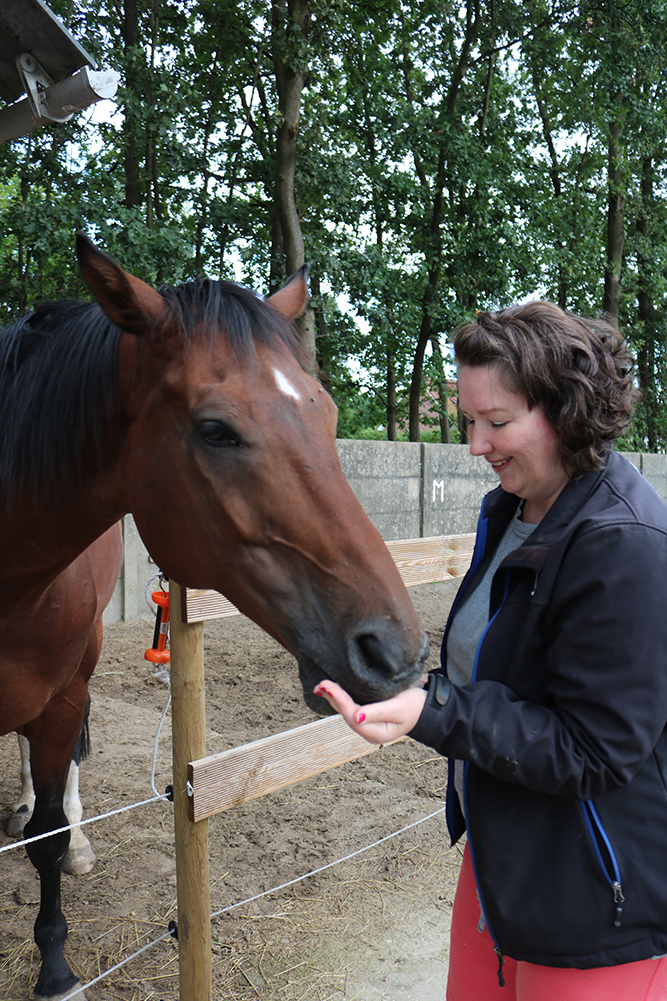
[197,421,242,448]
[491,422,507,428]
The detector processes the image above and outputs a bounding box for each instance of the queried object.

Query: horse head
[77,234,428,712]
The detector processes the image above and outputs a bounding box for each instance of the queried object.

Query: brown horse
[1,234,427,1000]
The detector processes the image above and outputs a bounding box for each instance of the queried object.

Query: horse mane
[162,278,307,361]
[0,278,307,505]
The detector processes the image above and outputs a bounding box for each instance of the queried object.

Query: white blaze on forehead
[274,367,301,401]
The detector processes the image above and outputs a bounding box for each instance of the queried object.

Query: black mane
[0,278,305,504]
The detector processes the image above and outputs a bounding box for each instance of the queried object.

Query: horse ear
[266,264,310,320]
[76,232,166,335]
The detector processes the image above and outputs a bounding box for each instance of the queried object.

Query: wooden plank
[188,715,402,823]
[387,533,476,587]
[181,587,239,623]
[182,533,476,623]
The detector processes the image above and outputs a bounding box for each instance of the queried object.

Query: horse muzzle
[298,623,429,715]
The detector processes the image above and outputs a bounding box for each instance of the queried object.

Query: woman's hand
[313,679,428,745]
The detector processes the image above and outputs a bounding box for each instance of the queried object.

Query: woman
[315,302,667,1001]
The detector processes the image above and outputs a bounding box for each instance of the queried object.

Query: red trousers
[446,844,667,1001]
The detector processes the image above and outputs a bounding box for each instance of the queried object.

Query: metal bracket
[15,52,69,122]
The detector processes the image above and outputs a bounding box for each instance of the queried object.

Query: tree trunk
[407,0,481,440]
[409,312,433,441]
[637,153,657,450]
[271,0,316,370]
[430,334,451,443]
[458,411,469,445]
[122,0,142,210]
[603,107,625,321]
[532,68,568,308]
[386,350,397,441]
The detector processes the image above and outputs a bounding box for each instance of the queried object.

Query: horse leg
[62,697,95,875]
[22,694,89,1001]
[6,733,35,836]
[7,725,96,876]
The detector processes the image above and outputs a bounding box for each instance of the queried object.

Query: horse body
[2,235,427,1000]
[0,520,122,998]
[3,525,121,880]
[0,524,122,735]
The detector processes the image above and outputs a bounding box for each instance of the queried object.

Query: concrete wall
[422,444,498,536]
[335,440,423,541]
[105,443,667,623]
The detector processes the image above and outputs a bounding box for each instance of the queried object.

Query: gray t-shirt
[447,506,534,804]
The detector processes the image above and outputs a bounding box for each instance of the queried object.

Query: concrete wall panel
[336,439,422,541]
[641,453,667,505]
[423,444,497,536]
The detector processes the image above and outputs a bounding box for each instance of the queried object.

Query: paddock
[1,576,462,1001]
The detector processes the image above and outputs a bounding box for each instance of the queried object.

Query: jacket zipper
[581,800,625,927]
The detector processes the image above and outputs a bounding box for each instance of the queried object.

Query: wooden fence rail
[170,532,475,1000]
[180,533,476,624]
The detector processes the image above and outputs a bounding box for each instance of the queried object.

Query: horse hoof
[62,844,96,876]
[6,805,30,838]
[35,982,87,1001]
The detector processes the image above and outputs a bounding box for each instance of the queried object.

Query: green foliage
[0,0,666,448]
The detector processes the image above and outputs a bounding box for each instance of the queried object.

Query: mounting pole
[170,582,212,1001]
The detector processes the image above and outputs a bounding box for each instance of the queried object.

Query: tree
[2,0,667,447]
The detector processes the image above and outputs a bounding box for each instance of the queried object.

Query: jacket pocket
[581,800,625,927]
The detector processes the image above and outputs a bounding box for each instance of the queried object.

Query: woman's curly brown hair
[454,301,638,477]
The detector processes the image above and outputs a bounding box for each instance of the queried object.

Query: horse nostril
[355,631,400,680]
[340,624,428,700]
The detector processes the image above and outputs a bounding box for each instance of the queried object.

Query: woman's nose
[468,423,491,456]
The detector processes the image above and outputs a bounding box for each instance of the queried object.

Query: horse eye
[197,420,242,448]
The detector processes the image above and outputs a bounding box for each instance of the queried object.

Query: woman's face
[458,363,570,524]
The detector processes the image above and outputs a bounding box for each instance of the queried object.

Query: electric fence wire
[0,687,173,857]
[52,804,448,1001]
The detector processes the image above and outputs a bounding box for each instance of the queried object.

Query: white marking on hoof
[6,802,31,838]
[60,762,96,874]
[62,842,96,876]
[35,982,87,1001]
[8,734,35,836]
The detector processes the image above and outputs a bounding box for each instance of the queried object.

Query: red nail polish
[357,712,366,723]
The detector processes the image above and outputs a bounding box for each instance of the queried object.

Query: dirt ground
[0,579,464,1001]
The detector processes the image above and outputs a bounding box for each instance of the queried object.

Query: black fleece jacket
[410,450,667,969]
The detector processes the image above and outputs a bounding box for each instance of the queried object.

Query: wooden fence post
[170,581,212,1001]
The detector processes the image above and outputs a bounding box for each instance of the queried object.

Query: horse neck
[0,430,130,590]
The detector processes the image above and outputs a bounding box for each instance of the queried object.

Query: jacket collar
[481,451,615,572]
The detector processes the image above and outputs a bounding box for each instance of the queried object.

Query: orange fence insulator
[145,589,170,664]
